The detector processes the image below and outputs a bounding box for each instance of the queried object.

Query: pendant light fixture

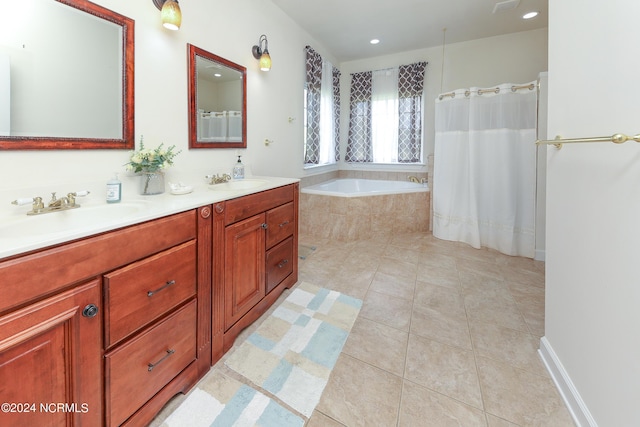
[152,0,182,31]
[252,35,272,71]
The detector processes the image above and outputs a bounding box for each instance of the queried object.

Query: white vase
[139,171,165,195]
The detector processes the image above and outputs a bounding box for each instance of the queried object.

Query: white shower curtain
[433,82,537,257]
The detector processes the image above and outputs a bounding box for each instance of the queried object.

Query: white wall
[536,72,548,261]
[542,1,640,426]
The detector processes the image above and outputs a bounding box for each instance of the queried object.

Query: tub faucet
[408,175,426,184]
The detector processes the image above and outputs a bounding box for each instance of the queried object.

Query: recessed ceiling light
[522,11,539,19]
[370,39,380,45]
[214,73,222,77]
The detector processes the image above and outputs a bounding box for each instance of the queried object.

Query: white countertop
[0,176,298,260]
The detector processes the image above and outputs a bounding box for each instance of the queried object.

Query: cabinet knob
[200,206,211,219]
[82,304,99,318]
[261,223,268,229]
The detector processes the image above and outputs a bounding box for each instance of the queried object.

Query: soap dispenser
[232,155,245,179]
[106,173,122,203]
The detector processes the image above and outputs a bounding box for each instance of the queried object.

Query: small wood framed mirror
[187,44,247,149]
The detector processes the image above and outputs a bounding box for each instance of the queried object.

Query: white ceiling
[269,0,548,62]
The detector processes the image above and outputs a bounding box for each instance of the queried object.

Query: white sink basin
[208,179,268,191]
[0,201,150,238]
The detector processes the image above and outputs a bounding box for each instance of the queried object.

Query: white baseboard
[538,337,598,427]
[534,249,546,261]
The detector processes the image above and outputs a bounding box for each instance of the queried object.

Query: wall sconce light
[252,35,272,71]
[152,0,182,31]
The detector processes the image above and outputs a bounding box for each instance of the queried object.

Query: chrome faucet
[206,173,232,185]
[12,190,90,215]
[408,175,427,184]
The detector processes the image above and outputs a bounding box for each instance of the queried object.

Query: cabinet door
[224,213,265,330]
[0,279,102,427]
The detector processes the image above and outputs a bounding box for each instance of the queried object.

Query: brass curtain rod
[536,133,640,149]
[438,83,536,100]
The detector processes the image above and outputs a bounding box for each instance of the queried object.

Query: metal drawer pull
[279,220,290,227]
[261,223,268,229]
[147,280,176,297]
[148,349,175,371]
[277,259,289,268]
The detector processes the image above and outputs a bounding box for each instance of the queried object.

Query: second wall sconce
[252,35,272,71]
[152,0,182,31]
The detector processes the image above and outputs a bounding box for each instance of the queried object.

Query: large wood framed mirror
[0,0,134,150]
[188,44,246,149]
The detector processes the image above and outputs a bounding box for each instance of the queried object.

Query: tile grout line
[455,257,493,424]
[395,264,419,427]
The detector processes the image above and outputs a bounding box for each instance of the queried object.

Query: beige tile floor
[152,231,575,426]
[299,232,575,427]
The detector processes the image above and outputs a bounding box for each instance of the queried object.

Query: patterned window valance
[304,46,340,165]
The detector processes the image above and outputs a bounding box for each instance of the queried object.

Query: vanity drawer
[104,240,196,347]
[266,202,295,249]
[105,300,196,427]
[225,184,294,225]
[266,236,294,294]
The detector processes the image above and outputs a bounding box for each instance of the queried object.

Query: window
[304,46,340,166]
[345,62,427,163]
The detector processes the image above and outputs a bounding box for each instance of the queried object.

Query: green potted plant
[125,137,181,195]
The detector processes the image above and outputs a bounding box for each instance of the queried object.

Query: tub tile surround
[300,170,429,241]
[300,191,429,241]
[297,232,575,426]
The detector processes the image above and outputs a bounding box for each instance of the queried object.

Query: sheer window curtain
[318,60,336,164]
[371,68,399,163]
[433,83,537,257]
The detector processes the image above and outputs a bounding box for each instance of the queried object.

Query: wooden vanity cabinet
[0,207,212,427]
[213,183,299,356]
